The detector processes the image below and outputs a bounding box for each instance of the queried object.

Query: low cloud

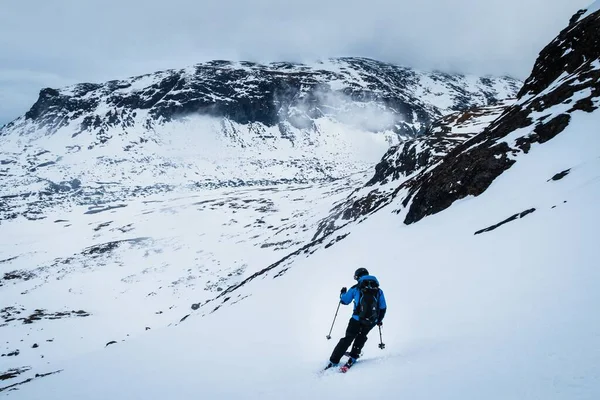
[314,91,401,133]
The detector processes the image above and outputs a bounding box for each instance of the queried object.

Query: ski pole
[326,302,341,340]
[378,325,386,349]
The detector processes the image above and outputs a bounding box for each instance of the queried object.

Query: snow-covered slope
[3,83,599,398]
[0,58,521,387]
[310,5,600,235]
[2,5,599,397]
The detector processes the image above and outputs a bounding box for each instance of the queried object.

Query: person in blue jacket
[325,267,387,369]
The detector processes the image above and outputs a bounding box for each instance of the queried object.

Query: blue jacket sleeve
[378,289,387,322]
[378,289,387,309]
[340,287,356,305]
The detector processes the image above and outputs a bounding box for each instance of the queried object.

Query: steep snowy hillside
[0,58,521,387]
[307,4,600,236]
[2,4,599,397]
[122,7,599,399]
[3,65,599,398]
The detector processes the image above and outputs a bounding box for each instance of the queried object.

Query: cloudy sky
[0,0,591,125]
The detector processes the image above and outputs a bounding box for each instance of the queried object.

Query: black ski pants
[329,317,375,363]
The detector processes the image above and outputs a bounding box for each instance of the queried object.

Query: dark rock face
[403,142,517,224]
[518,11,600,99]
[20,309,90,325]
[0,367,30,381]
[81,238,149,258]
[474,208,536,235]
[0,369,62,393]
[549,169,571,181]
[45,179,82,194]
[2,270,35,282]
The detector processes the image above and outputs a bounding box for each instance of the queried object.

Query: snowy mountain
[2,57,519,140]
[0,57,520,390]
[1,4,599,398]
[0,58,519,223]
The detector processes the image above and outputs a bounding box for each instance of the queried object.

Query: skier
[325,267,387,371]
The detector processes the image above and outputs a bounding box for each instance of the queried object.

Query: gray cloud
[0,0,590,126]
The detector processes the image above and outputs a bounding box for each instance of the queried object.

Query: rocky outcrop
[474,208,536,235]
[518,9,600,99]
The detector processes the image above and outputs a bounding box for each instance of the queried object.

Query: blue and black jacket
[340,275,387,323]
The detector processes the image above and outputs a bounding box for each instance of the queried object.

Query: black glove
[340,287,347,294]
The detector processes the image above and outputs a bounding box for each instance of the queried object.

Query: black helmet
[354,268,369,280]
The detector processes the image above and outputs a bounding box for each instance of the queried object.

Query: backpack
[356,278,380,325]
